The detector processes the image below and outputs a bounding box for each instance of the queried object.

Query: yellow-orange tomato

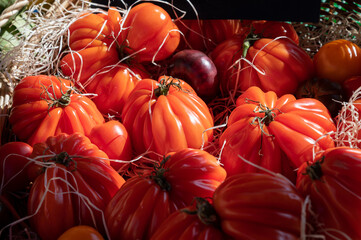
[314,39,361,83]
[57,225,104,240]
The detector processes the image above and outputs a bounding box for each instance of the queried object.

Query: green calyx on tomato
[154,76,184,97]
[303,157,324,181]
[182,197,220,226]
[247,98,277,127]
[150,155,171,191]
[50,151,77,170]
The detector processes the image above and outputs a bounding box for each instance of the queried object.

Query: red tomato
[314,39,361,84]
[0,142,32,192]
[211,37,313,96]
[121,76,214,157]
[118,3,180,62]
[342,75,361,100]
[296,147,361,239]
[9,75,104,146]
[105,148,226,240]
[176,19,244,52]
[82,63,147,115]
[57,225,104,240]
[27,133,125,240]
[219,86,336,182]
[150,198,229,240]
[60,9,120,86]
[247,20,299,45]
[88,120,132,173]
[213,173,304,239]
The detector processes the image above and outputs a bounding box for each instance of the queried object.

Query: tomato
[82,63,147,115]
[150,198,229,240]
[0,142,32,193]
[60,8,121,85]
[9,75,104,146]
[342,75,361,100]
[313,39,361,84]
[296,77,345,118]
[209,34,245,96]
[246,20,299,45]
[58,225,104,240]
[117,3,180,62]
[105,148,226,240]
[296,147,361,239]
[121,76,214,157]
[88,120,132,173]
[213,173,304,239]
[168,49,219,101]
[176,19,244,52]
[219,86,336,182]
[27,133,125,240]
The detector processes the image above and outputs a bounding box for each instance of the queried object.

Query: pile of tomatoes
[2,2,361,239]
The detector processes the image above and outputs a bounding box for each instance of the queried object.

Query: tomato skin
[27,133,125,240]
[88,120,132,173]
[314,39,361,84]
[57,225,104,240]
[176,19,244,52]
[60,9,120,87]
[121,76,214,157]
[118,3,180,62]
[219,86,336,182]
[9,75,104,146]
[150,199,229,240]
[249,20,299,45]
[0,142,32,192]
[105,148,226,240]
[342,75,361,100]
[213,173,303,239]
[296,147,361,239]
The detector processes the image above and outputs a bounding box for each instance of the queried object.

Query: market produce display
[1,0,361,239]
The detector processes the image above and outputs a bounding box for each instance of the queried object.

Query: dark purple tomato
[168,49,219,101]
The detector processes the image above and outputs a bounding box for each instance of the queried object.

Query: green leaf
[0,0,16,15]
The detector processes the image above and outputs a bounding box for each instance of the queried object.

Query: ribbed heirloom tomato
[296,147,361,239]
[219,86,336,182]
[27,133,125,240]
[105,148,226,240]
[121,76,214,157]
[9,75,104,146]
[213,173,304,239]
[150,198,229,240]
[211,35,313,96]
[118,2,180,62]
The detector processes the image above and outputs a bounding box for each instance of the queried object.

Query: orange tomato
[313,39,361,84]
[57,225,104,240]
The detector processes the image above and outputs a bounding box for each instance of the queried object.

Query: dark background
[91,0,322,22]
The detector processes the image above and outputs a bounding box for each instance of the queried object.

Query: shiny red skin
[105,148,226,240]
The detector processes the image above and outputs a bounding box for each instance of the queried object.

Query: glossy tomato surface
[105,148,226,240]
[213,173,304,239]
[9,75,104,146]
[27,133,124,240]
[118,3,180,62]
[121,76,214,157]
[313,39,361,84]
[296,147,361,239]
[219,86,336,182]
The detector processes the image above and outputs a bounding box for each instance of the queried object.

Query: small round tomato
[57,225,104,240]
[313,39,361,84]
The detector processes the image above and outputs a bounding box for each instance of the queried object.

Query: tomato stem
[50,152,77,171]
[304,157,324,181]
[150,155,171,191]
[154,76,183,97]
[182,197,220,226]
